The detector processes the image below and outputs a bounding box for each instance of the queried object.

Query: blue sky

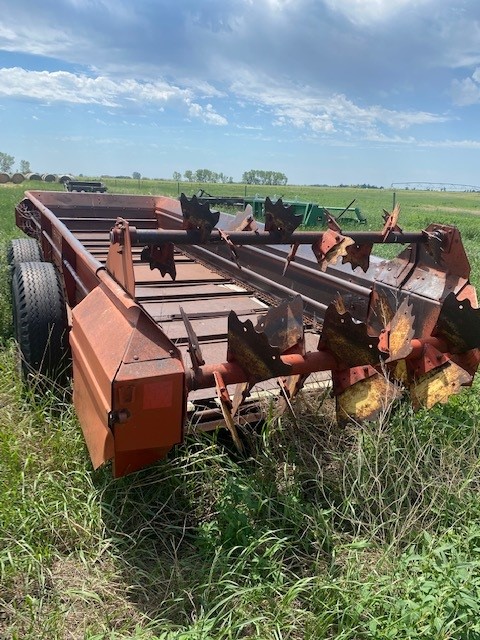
[1,0,480,186]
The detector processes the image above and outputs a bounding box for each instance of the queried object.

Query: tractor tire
[11,261,71,384]
[7,238,42,268]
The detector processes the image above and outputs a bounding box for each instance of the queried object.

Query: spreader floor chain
[12,190,480,476]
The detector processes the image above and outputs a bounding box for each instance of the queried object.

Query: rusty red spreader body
[11,191,480,476]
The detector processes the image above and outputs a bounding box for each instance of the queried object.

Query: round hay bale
[58,174,74,184]
[0,173,10,183]
[11,173,25,184]
[42,173,57,182]
[27,172,42,181]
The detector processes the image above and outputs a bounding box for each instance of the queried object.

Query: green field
[2,181,480,639]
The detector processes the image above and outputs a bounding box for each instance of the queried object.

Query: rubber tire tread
[12,261,70,382]
[7,238,42,267]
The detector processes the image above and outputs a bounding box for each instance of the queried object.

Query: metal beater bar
[126,228,427,247]
[185,337,449,391]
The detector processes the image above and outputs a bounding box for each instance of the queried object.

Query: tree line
[0,151,288,186]
[172,169,234,184]
[0,152,31,174]
[170,169,288,185]
[241,170,288,186]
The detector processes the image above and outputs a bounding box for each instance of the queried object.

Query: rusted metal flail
[185,296,480,427]
[163,196,480,431]
[263,196,303,240]
[180,192,220,241]
[117,198,428,278]
[71,193,480,432]
[140,243,176,280]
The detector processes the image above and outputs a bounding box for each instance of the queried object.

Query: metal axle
[124,228,427,247]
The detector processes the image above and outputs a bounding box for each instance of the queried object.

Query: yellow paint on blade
[337,373,401,422]
[392,359,408,384]
[320,238,355,271]
[390,313,413,359]
[410,361,471,409]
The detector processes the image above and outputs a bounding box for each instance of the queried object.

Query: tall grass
[2,182,480,638]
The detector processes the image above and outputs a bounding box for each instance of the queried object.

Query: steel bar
[128,228,427,247]
[181,242,330,317]
[186,337,450,391]
[156,206,377,305]
[238,243,372,298]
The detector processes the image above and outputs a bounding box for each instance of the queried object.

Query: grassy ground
[2,181,480,638]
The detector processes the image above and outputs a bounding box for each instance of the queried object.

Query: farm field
[2,180,480,639]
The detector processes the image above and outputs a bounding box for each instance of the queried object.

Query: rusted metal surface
[180,193,220,241]
[319,301,381,367]
[409,352,472,410]
[343,242,373,272]
[312,229,355,272]
[227,310,293,383]
[14,190,480,477]
[434,293,480,353]
[378,298,416,363]
[71,274,185,478]
[264,197,303,240]
[214,371,244,451]
[129,227,428,247]
[254,295,304,352]
[106,218,135,296]
[179,306,205,369]
[140,243,176,280]
[333,366,402,425]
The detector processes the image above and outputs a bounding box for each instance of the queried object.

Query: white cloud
[0,67,228,125]
[230,72,449,137]
[362,132,417,144]
[236,124,263,130]
[452,74,480,106]
[419,139,480,149]
[0,25,17,40]
[0,21,81,59]
[187,102,228,125]
[0,67,185,107]
[323,0,431,25]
